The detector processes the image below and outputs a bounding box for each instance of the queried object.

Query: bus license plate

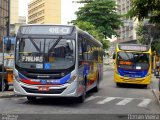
[38,86,49,91]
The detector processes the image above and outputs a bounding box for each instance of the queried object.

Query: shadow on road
[24,90,98,106]
[115,83,149,89]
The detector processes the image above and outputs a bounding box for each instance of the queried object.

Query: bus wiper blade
[48,37,62,52]
[28,36,41,53]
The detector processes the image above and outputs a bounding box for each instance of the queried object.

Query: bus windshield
[117,51,149,70]
[15,38,75,70]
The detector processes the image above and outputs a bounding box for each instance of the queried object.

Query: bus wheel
[27,96,37,102]
[142,84,148,88]
[93,75,99,92]
[116,83,122,87]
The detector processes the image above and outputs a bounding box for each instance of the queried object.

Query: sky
[19,0,83,24]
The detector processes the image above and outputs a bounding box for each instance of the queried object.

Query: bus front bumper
[114,74,151,85]
[14,80,84,98]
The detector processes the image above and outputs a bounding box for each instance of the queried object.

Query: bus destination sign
[49,27,71,35]
[20,25,74,35]
[119,45,149,51]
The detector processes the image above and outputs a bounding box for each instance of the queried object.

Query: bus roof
[17,24,102,47]
[118,44,150,52]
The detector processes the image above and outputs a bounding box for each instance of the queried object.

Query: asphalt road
[0,66,160,120]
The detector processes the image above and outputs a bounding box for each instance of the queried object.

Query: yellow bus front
[114,44,152,86]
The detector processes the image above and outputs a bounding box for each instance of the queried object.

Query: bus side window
[78,34,83,66]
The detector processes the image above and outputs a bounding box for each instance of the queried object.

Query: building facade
[28,0,61,24]
[10,0,19,24]
[0,0,9,51]
[116,0,138,43]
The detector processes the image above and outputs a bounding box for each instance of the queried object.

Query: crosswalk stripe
[137,99,151,108]
[116,98,133,105]
[85,96,99,102]
[97,97,116,104]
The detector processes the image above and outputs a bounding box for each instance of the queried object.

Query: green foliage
[136,24,146,44]
[136,24,160,52]
[152,41,160,52]
[127,0,160,24]
[72,0,123,38]
[101,39,110,50]
[75,21,110,50]
[75,21,104,40]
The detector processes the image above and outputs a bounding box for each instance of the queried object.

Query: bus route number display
[119,45,148,51]
[49,27,71,35]
[21,55,43,62]
[20,26,73,35]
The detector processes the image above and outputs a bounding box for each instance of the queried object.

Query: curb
[0,92,15,98]
[151,88,160,106]
[0,94,15,98]
[149,77,160,107]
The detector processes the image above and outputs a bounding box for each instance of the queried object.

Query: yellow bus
[113,44,152,87]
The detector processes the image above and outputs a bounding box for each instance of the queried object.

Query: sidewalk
[150,75,160,105]
[0,91,15,98]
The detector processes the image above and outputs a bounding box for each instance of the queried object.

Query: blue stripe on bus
[117,68,148,78]
[18,72,71,84]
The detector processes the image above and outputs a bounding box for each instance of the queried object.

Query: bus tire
[116,83,122,87]
[142,84,148,88]
[93,74,99,92]
[27,96,37,102]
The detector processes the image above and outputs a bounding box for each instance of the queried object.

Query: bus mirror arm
[154,69,160,78]
[112,53,116,59]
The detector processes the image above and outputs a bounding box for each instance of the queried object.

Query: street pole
[2,0,10,91]
[2,37,5,92]
[7,0,10,36]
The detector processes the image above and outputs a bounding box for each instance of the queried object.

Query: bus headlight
[68,75,77,84]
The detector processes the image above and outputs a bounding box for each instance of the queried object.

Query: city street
[0,65,159,116]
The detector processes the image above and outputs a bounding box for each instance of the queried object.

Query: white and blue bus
[13,25,103,102]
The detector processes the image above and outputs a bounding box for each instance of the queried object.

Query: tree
[136,23,146,44]
[75,21,110,50]
[136,23,160,52]
[71,0,123,38]
[127,0,160,53]
[75,21,104,40]
[127,0,160,24]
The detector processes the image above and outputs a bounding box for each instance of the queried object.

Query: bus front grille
[22,87,66,94]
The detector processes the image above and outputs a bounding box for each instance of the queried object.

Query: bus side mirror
[6,38,11,51]
[154,70,160,78]
[112,53,116,59]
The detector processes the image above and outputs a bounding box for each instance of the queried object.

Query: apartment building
[28,0,61,24]
[10,0,19,24]
[116,0,138,43]
[0,0,9,51]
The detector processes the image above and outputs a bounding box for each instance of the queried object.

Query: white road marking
[85,96,99,102]
[116,98,133,105]
[137,99,152,108]
[97,97,116,104]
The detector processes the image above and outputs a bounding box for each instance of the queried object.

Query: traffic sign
[3,36,15,44]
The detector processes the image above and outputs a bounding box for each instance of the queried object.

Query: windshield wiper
[28,37,41,52]
[48,37,62,52]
